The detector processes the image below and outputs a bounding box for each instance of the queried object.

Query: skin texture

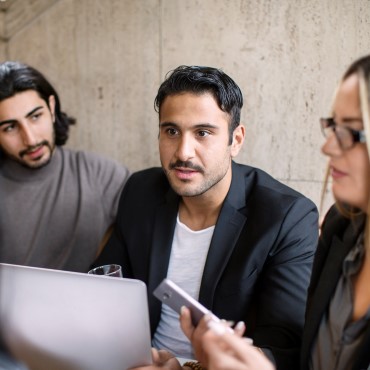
[158,92,245,231]
[321,74,370,212]
[180,308,213,366]
[0,90,56,169]
[179,307,247,368]
[200,330,275,370]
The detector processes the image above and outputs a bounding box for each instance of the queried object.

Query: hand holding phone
[153,278,220,326]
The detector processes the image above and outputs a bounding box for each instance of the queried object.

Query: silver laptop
[0,263,152,370]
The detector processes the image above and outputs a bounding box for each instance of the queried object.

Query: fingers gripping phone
[153,278,220,326]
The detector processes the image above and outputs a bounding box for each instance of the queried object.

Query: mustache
[19,140,49,158]
[169,160,204,173]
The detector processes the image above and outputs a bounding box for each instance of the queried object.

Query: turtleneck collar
[0,147,62,182]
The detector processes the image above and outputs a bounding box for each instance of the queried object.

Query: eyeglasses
[320,117,366,150]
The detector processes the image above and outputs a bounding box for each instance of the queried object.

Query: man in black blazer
[94,65,318,370]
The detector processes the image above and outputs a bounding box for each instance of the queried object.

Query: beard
[163,159,230,197]
[1,139,55,170]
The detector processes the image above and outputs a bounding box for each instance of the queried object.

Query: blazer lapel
[304,236,352,337]
[147,189,179,296]
[302,215,364,367]
[199,162,249,307]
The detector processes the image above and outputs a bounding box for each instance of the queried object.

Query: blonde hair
[359,67,370,251]
[320,56,370,250]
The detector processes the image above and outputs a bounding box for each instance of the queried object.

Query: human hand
[201,328,275,370]
[130,348,183,370]
[179,306,210,365]
[179,307,246,367]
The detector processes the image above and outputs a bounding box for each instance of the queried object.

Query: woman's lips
[330,166,347,180]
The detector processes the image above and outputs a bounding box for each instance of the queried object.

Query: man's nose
[176,135,195,160]
[21,124,37,146]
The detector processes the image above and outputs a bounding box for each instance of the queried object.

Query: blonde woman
[300,55,370,370]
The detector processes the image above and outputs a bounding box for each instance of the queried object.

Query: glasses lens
[320,118,354,149]
[320,118,334,138]
[335,127,354,149]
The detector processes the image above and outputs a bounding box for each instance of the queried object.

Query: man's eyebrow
[0,106,44,127]
[25,106,44,118]
[159,122,218,129]
[193,123,218,129]
[159,122,178,128]
[0,119,16,127]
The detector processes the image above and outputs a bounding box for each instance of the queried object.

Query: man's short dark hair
[154,65,243,143]
[0,61,75,146]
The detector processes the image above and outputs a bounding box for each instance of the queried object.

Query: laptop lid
[0,263,152,370]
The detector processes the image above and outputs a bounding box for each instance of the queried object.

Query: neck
[179,168,232,231]
[179,198,222,231]
[1,147,60,181]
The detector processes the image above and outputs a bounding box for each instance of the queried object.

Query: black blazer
[301,206,370,370]
[95,162,319,370]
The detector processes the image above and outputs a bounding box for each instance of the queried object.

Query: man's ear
[230,124,245,157]
[48,95,56,122]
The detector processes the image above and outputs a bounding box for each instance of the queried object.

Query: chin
[332,186,354,205]
[334,195,367,212]
[23,155,52,169]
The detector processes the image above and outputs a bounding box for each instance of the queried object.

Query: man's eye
[2,124,15,132]
[166,128,178,136]
[31,113,42,121]
[197,130,210,137]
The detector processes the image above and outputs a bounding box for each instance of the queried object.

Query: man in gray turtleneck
[0,61,130,272]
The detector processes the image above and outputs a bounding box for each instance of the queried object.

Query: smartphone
[153,278,220,326]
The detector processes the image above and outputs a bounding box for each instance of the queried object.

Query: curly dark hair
[0,61,75,146]
[154,65,243,144]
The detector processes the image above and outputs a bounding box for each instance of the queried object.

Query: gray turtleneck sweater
[0,147,130,272]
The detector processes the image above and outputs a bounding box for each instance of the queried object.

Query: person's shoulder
[120,167,171,203]
[59,147,129,174]
[320,204,361,240]
[126,167,168,189]
[233,162,314,205]
[309,205,355,293]
[61,147,120,165]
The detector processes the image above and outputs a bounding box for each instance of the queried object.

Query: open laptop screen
[0,263,152,370]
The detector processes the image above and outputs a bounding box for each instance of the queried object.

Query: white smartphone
[153,278,220,326]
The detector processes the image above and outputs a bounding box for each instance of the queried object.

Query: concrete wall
[3,0,370,212]
[0,6,6,61]
[0,40,5,61]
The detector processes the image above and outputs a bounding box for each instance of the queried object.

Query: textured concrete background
[2,0,370,213]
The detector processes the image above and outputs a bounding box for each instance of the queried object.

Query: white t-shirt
[152,214,215,358]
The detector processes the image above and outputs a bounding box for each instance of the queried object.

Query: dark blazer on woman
[301,205,370,370]
[95,161,319,370]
